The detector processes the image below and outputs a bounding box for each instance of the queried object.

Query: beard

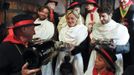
[39,16,47,20]
[101,20,109,25]
[101,17,111,25]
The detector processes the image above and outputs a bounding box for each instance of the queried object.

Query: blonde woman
[57,1,84,32]
[55,10,88,75]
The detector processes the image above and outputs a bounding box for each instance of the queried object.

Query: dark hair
[97,4,113,15]
[37,5,50,19]
[38,5,50,13]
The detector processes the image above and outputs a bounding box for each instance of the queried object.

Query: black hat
[68,1,81,10]
[11,14,40,29]
[94,45,117,72]
[45,0,58,6]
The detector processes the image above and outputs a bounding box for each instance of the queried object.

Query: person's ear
[109,13,113,18]
[110,13,113,16]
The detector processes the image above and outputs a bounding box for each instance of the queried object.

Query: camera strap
[14,44,22,55]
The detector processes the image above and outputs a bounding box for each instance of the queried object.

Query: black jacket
[0,42,26,75]
[112,4,134,68]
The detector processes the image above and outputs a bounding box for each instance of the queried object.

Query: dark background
[0,0,134,25]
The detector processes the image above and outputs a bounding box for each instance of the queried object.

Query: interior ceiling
[0,0,85,17]
[21,0,47,5]
[5,0,86,5]
[3,0,47,5]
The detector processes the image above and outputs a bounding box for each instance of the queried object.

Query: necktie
[50,9,54,23]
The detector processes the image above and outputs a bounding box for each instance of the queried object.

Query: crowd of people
[0,0,133,75]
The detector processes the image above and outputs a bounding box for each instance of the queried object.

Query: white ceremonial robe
[33,18,54,75]
[33,18,54,41]
[85,19,129,75]
[59,24,88,46]
[41,62,53,75]
[55,24,88,75]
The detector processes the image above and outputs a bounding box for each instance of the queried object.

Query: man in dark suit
[0,14,40,75]
[112,0,134,70]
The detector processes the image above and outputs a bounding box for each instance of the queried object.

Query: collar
[97,20,118,32]
[93,67,114,75]
[89,7,97,13]
[120,0,133,9]
[3,28,28,46]
[119,0,133,18]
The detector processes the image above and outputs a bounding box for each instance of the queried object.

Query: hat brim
[45,1,58,6]
[11,23,40,29]
[84,2,99,7]
[34,23,40,26]
[67,4,81,10]
[95,48,116,71]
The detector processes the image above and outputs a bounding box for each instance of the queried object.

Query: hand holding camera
[23,40,75,69]
[21,63,40,75]
[90,39,116,50]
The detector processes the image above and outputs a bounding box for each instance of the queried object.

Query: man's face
[47,2,56,10]
[38,8,49,20]
[66,13,78,27]
[86,4,95,11]
[120,0,129,6]
[73,7,81,14]
[22,25,35,40]
[99,13,111,25]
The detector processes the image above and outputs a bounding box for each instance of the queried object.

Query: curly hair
[97,4,113,15]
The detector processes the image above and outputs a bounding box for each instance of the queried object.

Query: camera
[22,40,73,69]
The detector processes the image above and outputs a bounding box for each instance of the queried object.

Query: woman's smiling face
[66,13,78,27]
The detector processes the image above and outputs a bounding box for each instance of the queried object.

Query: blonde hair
[66,10,82,25]
[66,10,80,19]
